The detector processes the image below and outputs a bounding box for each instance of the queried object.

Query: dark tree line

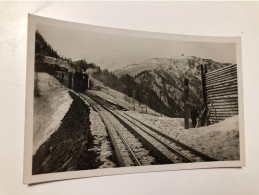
[35,31,60,58]
[92,68,182,117]
[35,31,73,64]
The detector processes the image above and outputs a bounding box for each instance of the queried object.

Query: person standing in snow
[191,105,199,128]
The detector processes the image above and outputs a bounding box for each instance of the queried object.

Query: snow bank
[126,111,240,161]
[180,116,240,161]
[88,107,117,168]
[33,73,72,154]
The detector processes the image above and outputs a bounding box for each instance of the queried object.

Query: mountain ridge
[113,56,232,78]
[110,56,233,117]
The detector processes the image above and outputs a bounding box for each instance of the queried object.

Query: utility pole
[160,91,163,117]
[201,64,207,106]
[183,78,191,129]
[200,64,208,126]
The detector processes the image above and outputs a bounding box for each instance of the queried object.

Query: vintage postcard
[24,14,245,184]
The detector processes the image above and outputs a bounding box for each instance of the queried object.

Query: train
[55,69,89,92]
[35,54,89,92]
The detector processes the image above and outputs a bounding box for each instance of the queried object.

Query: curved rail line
[84,93,187,162]
[79,93,142,167]
[121,112,216,162]
[86,92,217,162]
[82,92,174,164]
[86,93,192,163]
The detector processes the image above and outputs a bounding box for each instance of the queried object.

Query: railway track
[119,112,217,162]
[79,93,170,167]
[80,91,216,166]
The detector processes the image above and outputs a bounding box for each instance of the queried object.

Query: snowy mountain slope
[113,56,233,116]
[114,56,231,77]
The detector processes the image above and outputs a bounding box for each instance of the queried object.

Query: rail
[86,91,217,162]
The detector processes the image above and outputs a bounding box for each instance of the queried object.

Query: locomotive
[55,69,89,92]
[35,54,89,92]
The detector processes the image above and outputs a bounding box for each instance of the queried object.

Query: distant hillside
[111,56,233,117]
[114,56,232,77]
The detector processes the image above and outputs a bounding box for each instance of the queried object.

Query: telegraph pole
[184,78,191,129]
[200,64,208,126]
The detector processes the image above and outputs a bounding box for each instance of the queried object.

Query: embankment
[33,91,101,175]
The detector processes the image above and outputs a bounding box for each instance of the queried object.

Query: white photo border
[24,14,245,184]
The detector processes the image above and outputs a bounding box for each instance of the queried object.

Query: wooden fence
[202,64,238,125]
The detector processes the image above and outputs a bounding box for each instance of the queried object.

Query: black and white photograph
[24,15,244,184]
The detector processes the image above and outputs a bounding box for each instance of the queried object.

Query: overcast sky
[37,24,236,71]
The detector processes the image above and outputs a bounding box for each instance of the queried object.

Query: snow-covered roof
[44,56,74,72]
[44,56,57,65]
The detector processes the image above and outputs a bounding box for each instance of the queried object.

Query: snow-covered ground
[82,94,158,166]
[88,77,240,161]
[33,73,72,154]
[81,98,117,168]
[126,111,240,161]
[89,77,162,116]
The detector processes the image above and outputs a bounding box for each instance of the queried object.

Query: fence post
[200,64,208,126]
[184,78,191,129]
[201,65,207,106]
